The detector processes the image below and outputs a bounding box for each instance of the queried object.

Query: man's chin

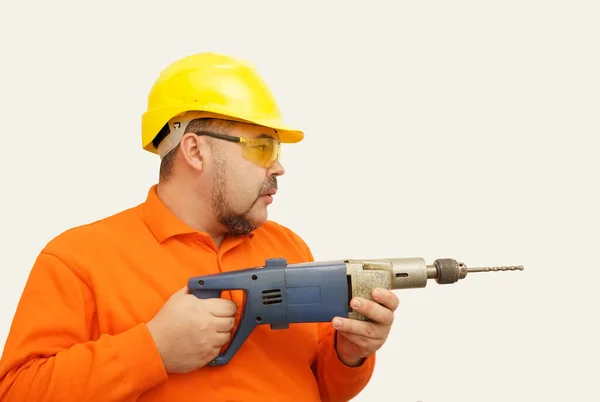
[220,211,267,237]
[247,208,269,227]
[252,201,275,224]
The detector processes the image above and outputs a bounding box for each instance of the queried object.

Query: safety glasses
[194,131,281,168]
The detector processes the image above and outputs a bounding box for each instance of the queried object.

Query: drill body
[188,256,522,366]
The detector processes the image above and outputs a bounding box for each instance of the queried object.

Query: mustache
[259,176,278,195]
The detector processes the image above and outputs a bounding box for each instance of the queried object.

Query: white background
[1,1,598,401]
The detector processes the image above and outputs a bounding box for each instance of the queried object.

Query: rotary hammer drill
[188,256,523,366]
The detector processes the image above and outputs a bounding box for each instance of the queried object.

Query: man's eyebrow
[257,133,280,142]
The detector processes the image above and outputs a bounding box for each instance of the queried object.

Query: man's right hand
[146,286,237,373]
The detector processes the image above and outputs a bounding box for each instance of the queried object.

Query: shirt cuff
[328,330,376,383]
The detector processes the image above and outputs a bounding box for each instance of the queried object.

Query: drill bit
[467,265,524,273]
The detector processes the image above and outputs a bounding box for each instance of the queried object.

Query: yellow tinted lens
[242,138,279,167]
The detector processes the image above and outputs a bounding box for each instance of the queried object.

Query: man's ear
[178,132,204,171]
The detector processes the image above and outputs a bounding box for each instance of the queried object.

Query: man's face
[209,123,284,236]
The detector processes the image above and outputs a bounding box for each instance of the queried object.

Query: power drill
[188,257,523,366]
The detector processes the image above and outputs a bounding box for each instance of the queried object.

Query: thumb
[172,285,191,297]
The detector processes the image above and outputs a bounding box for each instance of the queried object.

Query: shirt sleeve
[284,227,376,401]
[0,250,168,401]
[312,323,376,402]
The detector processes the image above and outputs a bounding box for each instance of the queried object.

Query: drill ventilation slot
[262,289,282,305]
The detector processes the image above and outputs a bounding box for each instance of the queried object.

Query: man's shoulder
[256,220,305,242]
[254,220,314,260]
[42,203,145,258]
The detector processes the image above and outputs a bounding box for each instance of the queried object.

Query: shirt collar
[142,184,200,243]
[142,184,255,245]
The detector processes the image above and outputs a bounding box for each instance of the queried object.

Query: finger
[332,317,384,340]
[337,329,372,350]
[371,288,400,312]
[350,297,394,325]
[207,299,238,317]
[214,331,232,346]
[208,347,221,362]
[214,316,236,333]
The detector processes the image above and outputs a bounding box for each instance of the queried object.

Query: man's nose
[268,160,285,176]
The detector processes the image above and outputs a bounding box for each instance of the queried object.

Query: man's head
[156,116,284,237]
[141,52,304,240]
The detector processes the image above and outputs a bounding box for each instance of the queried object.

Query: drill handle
[188,270,259,366]
[187,259,290,366]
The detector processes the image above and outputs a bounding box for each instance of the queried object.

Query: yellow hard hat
[141,52,304,156]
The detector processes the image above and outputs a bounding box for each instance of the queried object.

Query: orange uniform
[0,185,375,401]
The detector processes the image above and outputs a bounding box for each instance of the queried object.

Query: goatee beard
[212,175,277,237]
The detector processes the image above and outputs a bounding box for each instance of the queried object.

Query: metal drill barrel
[345,257,523,320]
[349,257,524,291]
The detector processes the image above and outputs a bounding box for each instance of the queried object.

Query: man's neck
[155,180,226,248]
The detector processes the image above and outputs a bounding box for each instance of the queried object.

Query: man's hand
[146,286,237,374]
[332,288,399,367]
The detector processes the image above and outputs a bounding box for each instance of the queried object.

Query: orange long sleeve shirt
[0,185,375,401]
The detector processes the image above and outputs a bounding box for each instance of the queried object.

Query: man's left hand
[332,288,399,367]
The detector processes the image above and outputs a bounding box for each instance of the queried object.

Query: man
[0,52,399,401]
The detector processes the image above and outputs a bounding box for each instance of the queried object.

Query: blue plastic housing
[187,258,349,365]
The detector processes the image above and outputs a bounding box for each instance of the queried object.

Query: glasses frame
[193,130,281,168]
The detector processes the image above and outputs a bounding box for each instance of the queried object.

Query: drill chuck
[431,258,467,284]
[430,258,523,284]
